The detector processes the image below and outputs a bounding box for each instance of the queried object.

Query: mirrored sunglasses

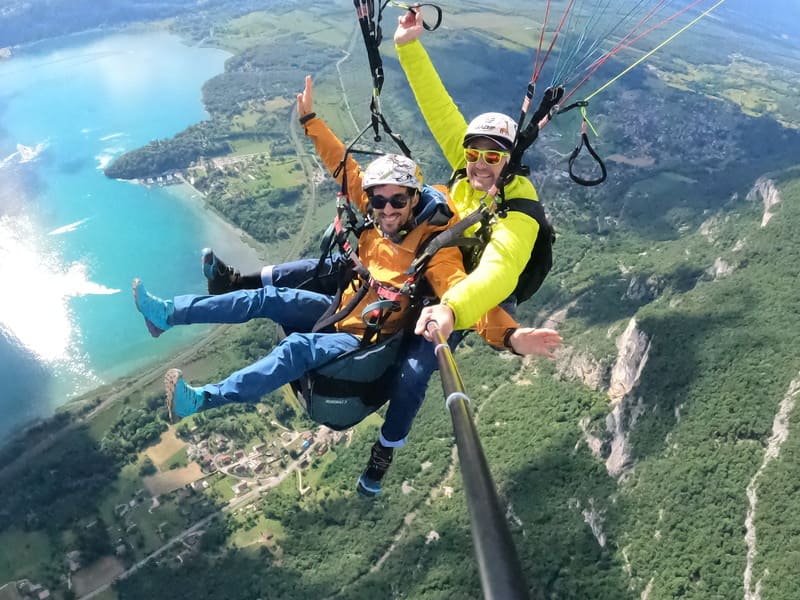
[464,148,509,166]
[369,193,411,209]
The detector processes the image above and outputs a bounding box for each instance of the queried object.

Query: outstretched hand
[296,75,313,118]
[394,6,424,46]
[508,328,563,359]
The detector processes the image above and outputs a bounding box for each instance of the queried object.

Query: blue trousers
[263,258,470,447]
[172,286,360,406]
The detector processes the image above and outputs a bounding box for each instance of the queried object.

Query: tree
[139,457,157,477]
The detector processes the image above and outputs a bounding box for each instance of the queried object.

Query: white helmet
[463,112,517,150]
[362,154,424,192]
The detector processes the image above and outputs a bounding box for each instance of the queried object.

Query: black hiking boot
[356,441,394,498]
[202,248,242,295]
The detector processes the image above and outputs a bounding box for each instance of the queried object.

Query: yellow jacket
[397,39,543,329]
[303,116,518,347]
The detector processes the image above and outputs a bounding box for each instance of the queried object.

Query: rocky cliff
[747,177,782,227]
[580,318,652,480]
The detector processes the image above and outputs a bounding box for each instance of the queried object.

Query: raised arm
[298,75,369,213]
[395,11,468,170]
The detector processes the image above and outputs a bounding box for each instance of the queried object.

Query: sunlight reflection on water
[0,213,114,387]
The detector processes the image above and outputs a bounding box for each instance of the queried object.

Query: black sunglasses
[369,193,412,209]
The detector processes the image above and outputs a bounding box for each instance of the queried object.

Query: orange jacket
[303,117,518,347]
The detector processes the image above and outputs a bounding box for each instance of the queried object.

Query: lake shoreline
[0,182,270,455]
[0,27,246,447]
[164,179,269,266]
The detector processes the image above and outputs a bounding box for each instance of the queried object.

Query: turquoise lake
[0,30,265,442]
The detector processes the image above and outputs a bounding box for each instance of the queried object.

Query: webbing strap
[351,2,416,158]
[567,129,607,186]
[370,279,405,303]
[388,2,443,31]
[498,85,564,192]
[354,0,385,94]
[407,206,489,276]
[370,105,412,157]
[558,103,606,186]
[312,277,370,334]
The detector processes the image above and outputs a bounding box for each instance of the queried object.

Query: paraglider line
[532,0,553,84]
[533,0,579,83]
[565,0,727,105]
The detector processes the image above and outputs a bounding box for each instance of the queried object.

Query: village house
[64,550,82,573]
[13,581,52,600]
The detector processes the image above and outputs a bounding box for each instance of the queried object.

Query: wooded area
[3,1,800,599]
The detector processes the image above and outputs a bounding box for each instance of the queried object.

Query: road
[80,450,312,599]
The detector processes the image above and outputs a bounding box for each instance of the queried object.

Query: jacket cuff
[503,328,522,356]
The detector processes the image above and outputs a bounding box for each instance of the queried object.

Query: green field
[162,447,189,470]
[658,56,800,129]
[228,515,285,548]
[0,529,50,584]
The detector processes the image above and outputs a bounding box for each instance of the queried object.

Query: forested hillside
[1,1,799,599]
[0,0,284,46]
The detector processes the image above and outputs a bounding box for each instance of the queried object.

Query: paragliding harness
[409,173,555,306]
[285,174,447,430]
[406,73,611,304]
[286,151,453,429]
[280,1,447,430]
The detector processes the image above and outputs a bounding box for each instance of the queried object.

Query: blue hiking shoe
[202,247,241,295]
[356,474,383,498]
[132,279,174,338]
[356,441,394,498]
[164,368,206,422]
